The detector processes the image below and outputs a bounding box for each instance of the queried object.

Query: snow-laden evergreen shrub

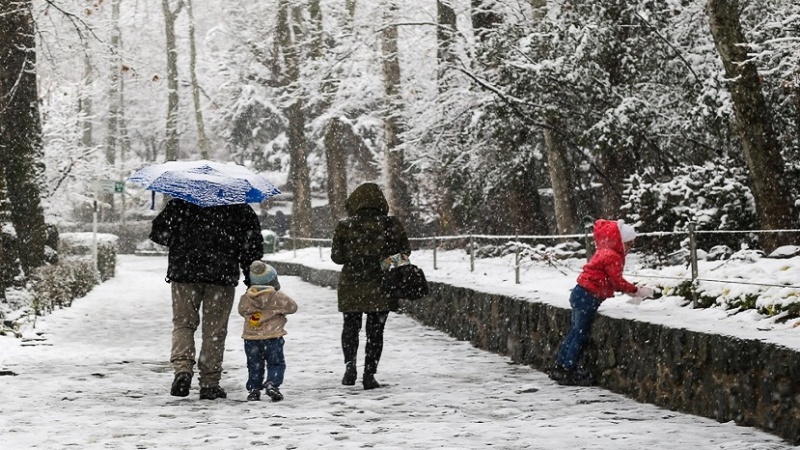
[1,232,113,333]
[31,259,99,314]
[58,232,118,281]
[1,223,22,296]
[622,158,758,256]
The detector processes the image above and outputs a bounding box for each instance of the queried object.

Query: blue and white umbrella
[128,160,281,207]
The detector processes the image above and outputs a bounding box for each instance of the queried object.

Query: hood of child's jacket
[345,183,389,216]
[593,219,625,255]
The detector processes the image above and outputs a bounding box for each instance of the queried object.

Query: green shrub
[1,225,22,293]
[670,281,694,299]
[695,294,717,309]
[58,220,152,254]
[97,244,116,281]
[58,232,118,281]
[728,293,759,311]
[31,259,100,314]
[758,301,800,321]
[667,280,716,309]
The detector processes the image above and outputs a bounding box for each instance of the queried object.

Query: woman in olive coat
[331,183,410,389]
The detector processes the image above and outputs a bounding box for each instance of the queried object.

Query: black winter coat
[331,183,410,312]
[150,199,264,286]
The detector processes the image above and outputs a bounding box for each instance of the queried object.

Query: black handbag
[382,264,429,300]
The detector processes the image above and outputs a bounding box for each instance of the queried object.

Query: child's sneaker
[247,390,261,401]
[265,383,283,402]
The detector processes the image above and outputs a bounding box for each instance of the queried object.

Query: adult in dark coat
[331,183,410,389]
[150,199,263,400]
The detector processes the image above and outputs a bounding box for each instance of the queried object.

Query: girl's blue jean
[244,337,285,391]
[555,285,601,371]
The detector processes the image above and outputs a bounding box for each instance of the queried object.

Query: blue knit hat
[249,261,279,288]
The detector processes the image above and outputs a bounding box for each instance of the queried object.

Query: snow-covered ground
[0,255,794,449]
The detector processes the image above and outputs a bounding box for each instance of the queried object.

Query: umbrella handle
[151,191,155,210]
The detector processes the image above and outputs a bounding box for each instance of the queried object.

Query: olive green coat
[331,183,410,312]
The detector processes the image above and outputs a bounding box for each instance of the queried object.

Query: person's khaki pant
[171,283,235,387]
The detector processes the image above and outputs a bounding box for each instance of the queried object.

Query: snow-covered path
[0,255,792,449]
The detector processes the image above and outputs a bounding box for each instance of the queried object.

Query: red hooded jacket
[576,219,638,300]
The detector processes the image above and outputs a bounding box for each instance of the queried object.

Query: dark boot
[199,385,227,400]
[342,361,357,386]
[170,372,192,397]
[362,373,380,390]
[247,390,261,401]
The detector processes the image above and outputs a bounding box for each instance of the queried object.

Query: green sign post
[94,180,124,194]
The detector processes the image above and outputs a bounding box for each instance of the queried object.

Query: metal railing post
[469,234,475,272]
[433,235,438,270]
[293,236,297,258]
[515,234,520,284]
[689,222,699,308]
[92,199,98,273]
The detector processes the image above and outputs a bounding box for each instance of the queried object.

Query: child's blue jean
[244,337,285,391]
[555,285,601,371]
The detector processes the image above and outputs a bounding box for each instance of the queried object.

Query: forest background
[0,0,799,301]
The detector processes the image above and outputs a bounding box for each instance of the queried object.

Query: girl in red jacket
[549,219,654,386]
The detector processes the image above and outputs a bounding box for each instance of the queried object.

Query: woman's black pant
[341,311,389,375]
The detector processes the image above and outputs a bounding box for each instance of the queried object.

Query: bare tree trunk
[530,0,576,234]
[324,118,348,225]
[278,0,312,240]
[80,54,93,149]
[0,167,5,300]
[707,0,797,250]
[434,0,458,234]
[310,0,323,59]
[596,150,626,218]
[595,3,631,219]
[322,3,352,227]
[186,0,209,159]
[471,0,500,43]
[287,101,312,239]
[118,60,131,223]
[381,1,413,223]
[0,1,47,274]
[437,0,457,79]
[102,0,123,221]
[507,166,547,235]
[544,123,578,234]
[162,0,183,161]
[0,166,12,300]
[795,85,800,154]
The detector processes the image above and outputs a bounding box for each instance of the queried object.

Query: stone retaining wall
[267,260,800,444]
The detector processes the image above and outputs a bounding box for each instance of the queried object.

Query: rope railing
[282,224,800,305]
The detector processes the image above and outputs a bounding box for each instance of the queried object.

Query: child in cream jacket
[238,261,298,401]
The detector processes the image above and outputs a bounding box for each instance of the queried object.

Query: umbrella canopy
[128,160,281,207]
